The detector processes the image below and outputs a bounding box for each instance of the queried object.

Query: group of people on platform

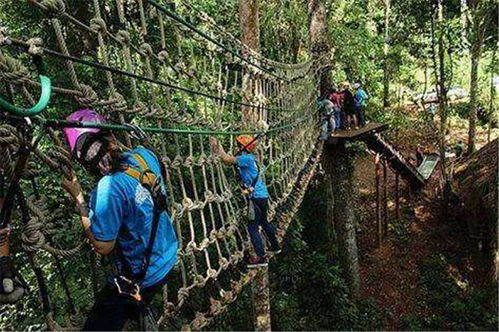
[319,81,369,140]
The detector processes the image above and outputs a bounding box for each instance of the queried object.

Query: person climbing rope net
[209,135,281,268]
[60,109,178,331]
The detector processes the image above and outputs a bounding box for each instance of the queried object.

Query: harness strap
[115,150,166,295]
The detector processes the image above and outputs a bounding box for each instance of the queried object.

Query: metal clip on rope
[0,55,51,117]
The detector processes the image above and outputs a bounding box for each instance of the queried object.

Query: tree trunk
[467,2,486,154]
[252,267,271,331]
[328,142,360,296]
[240,3,271,330]
[467,46,481,154]
[325,173,338,261]
[240,0,261,124]
[432,0,450,188]
[240,0,261,53]
[460,0,468,47]
[308,0,331,96]
[383,0,391,108]
[488,47,497,143]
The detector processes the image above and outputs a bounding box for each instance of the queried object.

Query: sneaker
[247,256,268,268]
[271,248,282,254]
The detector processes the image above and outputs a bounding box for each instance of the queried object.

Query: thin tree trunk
[420,62,428,112]
[240,0,261,124]
[240,3,271,330]
[325,174,338,261]
[433,0,450,188]
[252,267,271,331]
[467,2,487,154]
[383,0,391,108]
[488,47,497,143]
[468,46,481,153]
[460,0,469,47]
[308,0,331,96]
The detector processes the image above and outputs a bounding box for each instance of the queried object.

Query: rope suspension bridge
[0,0,323,329]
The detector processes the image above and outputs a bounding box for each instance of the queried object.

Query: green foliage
[401,254,498,331]
[389,217,411,251]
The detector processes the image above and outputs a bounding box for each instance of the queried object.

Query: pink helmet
[63,109,106,153]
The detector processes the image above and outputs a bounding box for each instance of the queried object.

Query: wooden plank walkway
[331,123,388,140]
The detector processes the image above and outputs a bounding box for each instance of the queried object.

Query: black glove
[0,256,24,304]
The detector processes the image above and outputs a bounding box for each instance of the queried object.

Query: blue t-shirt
[354,89,368,107]
[236,153,269,199]
[89,147,178,288]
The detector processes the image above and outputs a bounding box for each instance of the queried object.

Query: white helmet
[353,82,361,89]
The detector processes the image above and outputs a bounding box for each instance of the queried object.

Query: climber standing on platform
[209,135,281,268]
[60,109,178,331]
[328,86,343,130]
[354,82,369,127]
[318,98,335,140]
[340,82,356,129]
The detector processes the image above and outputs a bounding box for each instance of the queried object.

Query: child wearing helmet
[61,109,178,330]
[209,135,280,268]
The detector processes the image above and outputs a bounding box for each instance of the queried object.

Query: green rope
[41,114,311,136]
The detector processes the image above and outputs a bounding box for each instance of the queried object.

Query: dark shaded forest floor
[354,117,495,330]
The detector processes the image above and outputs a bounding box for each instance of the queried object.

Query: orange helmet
[235,135,258,152]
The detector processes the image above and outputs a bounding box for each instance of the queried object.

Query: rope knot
[0,53,29,84]
[26,38,44,56]
[75,84,98,106]
[139,43,153,56]
[40,0,66,16]
[21,216,46,253]
[182,197,194,210]
[218,257,229,269]
[183,156,194,168]
[191,312,209,331]
[132,101,147,115]
[110,92,127,113]
[90,18,107,34]
[116,30,131,44]
[208,298,223,316]
[204,190,215,202]
[197,153,207,166]
[157,50,168,62]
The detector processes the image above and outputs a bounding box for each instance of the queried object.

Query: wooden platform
[331,123,388,140]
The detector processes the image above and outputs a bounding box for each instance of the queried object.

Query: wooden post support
[252,266,271,331]
[395,172,400,220]
[375,154,382,247]
[383,161,388,238]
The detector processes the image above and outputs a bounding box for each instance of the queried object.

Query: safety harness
[234,133,263,197]
[113,150,168,302]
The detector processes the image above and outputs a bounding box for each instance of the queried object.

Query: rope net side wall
[0,0,323,329]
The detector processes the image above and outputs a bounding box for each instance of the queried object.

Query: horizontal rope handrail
[5,38,313,113]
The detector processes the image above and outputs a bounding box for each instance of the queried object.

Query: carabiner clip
[0,54,52,117]
[114,276,143,302]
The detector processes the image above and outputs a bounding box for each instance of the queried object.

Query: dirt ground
[354,118,494,330]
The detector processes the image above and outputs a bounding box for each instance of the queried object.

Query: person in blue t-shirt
[60,109,178,331]
[353,82,369,127]
[209,135,280,268]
